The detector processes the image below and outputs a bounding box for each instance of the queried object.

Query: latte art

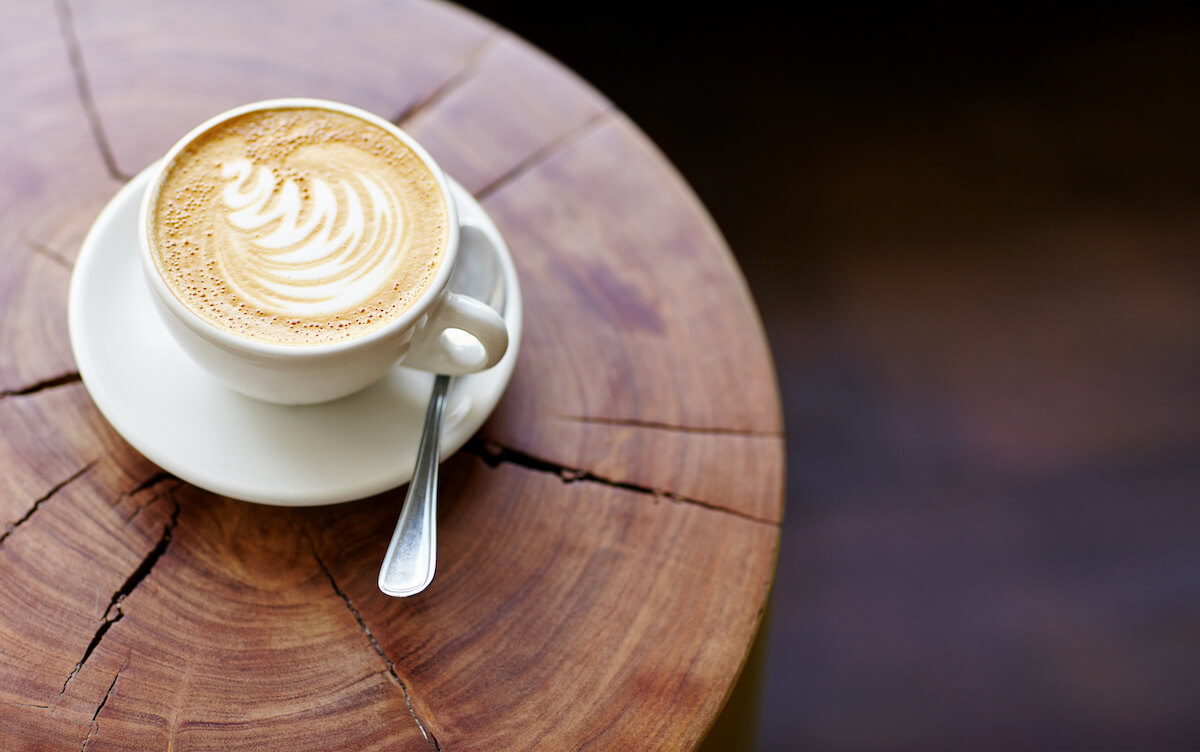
[149,107,450,345]
[217,159,404,317]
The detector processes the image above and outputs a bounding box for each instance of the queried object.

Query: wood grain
[67,0,496,178]
[400,30,612,196]
[0,1,784,749]
[0,1,120,393]
[478,116,784,522]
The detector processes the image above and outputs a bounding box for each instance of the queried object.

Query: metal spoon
[378,227,505,597]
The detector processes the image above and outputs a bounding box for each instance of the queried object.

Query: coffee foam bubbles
[150,107,449,346]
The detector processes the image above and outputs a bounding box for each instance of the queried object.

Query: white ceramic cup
[138,98,509,405]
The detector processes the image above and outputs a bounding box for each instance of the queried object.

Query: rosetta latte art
[218,158,404,317]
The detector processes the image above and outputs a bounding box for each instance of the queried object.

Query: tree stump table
[0,1,784,749]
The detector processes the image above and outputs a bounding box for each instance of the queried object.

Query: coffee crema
[149,107,450,345]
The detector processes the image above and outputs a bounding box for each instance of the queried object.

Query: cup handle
[402,292,509,374]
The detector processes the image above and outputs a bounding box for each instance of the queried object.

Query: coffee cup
[138,98,508,405]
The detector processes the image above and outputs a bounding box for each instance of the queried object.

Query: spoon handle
[378,374,449,597]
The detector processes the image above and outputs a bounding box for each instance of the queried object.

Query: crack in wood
[52,0,129,182]
[0,460,97,549]
[60,489,180,698]
[393,29,500,126]
[123,471,176,498]
[120,472,179,523]
[0,371,82,400]
[553,414,784,438]
[59,605,120,699]
[80,658,125,752]
[308,543,441,752]
[0,701,52,709]
[474,107,614,202]
[24,236,75,270]
[466,439,781,527]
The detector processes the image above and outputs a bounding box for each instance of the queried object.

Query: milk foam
[150,107,450,346]
[218,158,402,317]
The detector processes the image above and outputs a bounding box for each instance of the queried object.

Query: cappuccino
[148,107,450,345]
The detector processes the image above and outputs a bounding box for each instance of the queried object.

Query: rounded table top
[0,1,784,749]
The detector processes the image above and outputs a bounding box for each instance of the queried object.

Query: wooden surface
[0,1,783,750]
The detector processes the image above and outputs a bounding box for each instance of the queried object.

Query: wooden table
[0,1,783,749]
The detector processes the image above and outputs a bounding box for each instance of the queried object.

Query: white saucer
[68,166,522,506]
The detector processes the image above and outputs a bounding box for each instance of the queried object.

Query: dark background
[459,4,1200,750]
